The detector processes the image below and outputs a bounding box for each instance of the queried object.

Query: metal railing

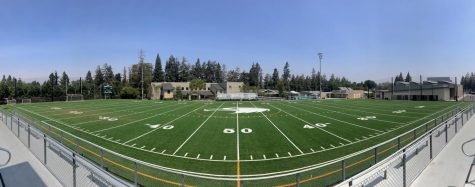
[335,103,475,187]
[0,103,474,187]
[462,138,475,184]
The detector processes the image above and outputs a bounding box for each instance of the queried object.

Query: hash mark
[151,148,156,152]
[184,153,188,157]
[275,153,279,158]
[196,154,200,159]
[161,150,166,154]
[263,155,266,159]
[288,152,292,156]
[210,155,213,160]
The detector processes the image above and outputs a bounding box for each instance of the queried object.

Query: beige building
[151,81,244,100]
[375,79,463,101]
[330,87,365,99]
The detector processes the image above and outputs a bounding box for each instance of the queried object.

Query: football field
[7,99,472,186]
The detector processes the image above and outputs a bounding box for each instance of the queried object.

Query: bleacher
[216,93,258,101]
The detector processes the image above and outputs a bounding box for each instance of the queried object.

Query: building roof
[162,83,174,91]
[210,83,225,94]
[427,77,452,82]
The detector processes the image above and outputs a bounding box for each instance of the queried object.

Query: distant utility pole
[391,77,394,100]
[420,75,422,101]
[80,77,83,95]
[140,49,145,100]
[318,52,323,98]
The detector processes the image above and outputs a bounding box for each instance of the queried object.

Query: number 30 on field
[223,128,253,134]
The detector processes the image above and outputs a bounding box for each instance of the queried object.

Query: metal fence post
[17,118,20,137]
[455,117,458,134]
[43,134,47,165]
[445,123,448,143]
[73,153,77,187]
[429,131,433,159]
[397,137,401,150]
[134,161,138,187]
[462,112,464,126]
[181,174,185,187]
[342,159,346,181]
[28,124,31,148]
[374,147,378,164]
[296,173,300,187]
[100,149,104,168]
[402,149,407,187]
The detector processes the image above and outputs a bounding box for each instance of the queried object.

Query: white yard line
[93,103,198,132]
[307,102,419,119]
[297,102,405,125]
[277,102,385,133]
[267,103,353,143]
[122,104,206,144]
[236,102,240,161]
[172,103,225,155]
[250,102,304,154]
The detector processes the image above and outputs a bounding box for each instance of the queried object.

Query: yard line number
[303,123,329,129]
[223,128,253,134]
[145,124,174,130]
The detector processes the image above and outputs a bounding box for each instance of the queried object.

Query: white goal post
[6,99,16,105]
[66,94,84,102]
[21,99,32,104]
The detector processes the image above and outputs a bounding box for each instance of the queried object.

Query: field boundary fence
[0,102,474,186]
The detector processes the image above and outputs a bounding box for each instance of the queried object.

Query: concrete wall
[226,82,243,93]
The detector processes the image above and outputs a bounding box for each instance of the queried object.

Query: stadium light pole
[318,52,323,99]
[140,49,144,100]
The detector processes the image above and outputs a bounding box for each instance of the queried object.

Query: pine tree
[152,53,164,82]
[85,70,94,96]
[60,71,70,95]
[272,68,279,89]
[282,62,290,91]
[405,72,412,82]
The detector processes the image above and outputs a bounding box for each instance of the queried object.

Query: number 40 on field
[304,123,329,129]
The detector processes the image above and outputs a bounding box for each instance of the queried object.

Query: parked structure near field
[151,81,244,100]
[375,77,463,101]
[330,87,365,99]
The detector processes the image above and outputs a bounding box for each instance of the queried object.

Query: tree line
[1,52,387,101]
[461,73,475,92]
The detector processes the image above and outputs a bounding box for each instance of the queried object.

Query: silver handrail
[0,147,11,167]
[462,138,475,157]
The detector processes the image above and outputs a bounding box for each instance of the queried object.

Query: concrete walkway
[0,120,62,187]
[411,114,475,187]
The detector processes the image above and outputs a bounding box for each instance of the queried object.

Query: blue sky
[1,0,474,82]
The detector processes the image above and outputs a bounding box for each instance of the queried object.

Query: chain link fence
[1,102,474,187]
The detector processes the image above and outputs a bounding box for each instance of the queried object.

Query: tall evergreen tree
[152,53,164,82]
[282,62,290,91]
[272,68,279,89]
[94,66,104,97]
[405,72,412,82]
[60,71,70,95]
